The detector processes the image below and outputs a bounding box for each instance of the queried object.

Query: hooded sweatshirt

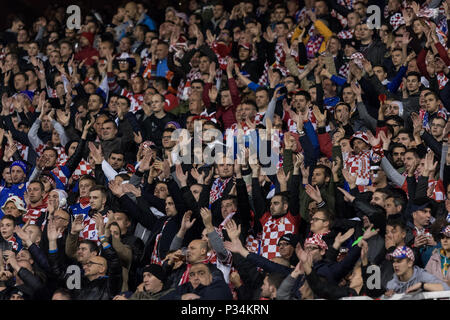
[386,265,450,294]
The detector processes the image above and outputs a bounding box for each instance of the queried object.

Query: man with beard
[389,143,406,173]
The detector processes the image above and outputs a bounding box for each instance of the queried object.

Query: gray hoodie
[386,265,450,294]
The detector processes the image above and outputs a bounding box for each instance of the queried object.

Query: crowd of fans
[0,0,449,300]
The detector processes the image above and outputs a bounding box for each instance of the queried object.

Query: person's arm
[380,157,406,188]
[386,66,407,93]
[27,118,44,150]
[51,120,69,147]
[117,193,157,230]
[276,270,302,300]
[420,131,442,159]
[251,172,266,221]
[111,236,132,270]
[101,159,119,181]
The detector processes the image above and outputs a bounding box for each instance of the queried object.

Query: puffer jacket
[425,249,450,286]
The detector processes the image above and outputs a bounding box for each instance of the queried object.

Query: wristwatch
[297,130,305,136]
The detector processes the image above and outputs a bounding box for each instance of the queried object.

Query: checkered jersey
[79,214,108,244]
[6,235,22,252]
[62,159,92,181]
[259,211,300,260]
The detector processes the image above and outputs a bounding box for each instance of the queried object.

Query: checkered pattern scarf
[209,177,232,204]
[437,73,449,90]
[306,25,324,59]
[258,61,270,86]
[177,68,202,100]
[345,150,372,186]
[339,61,350,78]
[331,9,348,28]
[6,235,20,251]
[338,29,354,39]
[51,166,68,186]
[273,42,289,76]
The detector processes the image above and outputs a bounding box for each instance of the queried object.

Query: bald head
[187,239,208,263]
[82,255,108,280]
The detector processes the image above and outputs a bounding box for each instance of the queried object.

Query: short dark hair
[79,240,100,254]
[313,164,332,180]
[90,185,108,198]
[117,96,131,108]
[29,179,45,192]
[406,72,421,81]
[386,218,406,231]
[1,214,16,226]
[294,90,311,101]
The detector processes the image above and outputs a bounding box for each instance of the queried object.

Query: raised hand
[333,228,355,249]
[175,164,188,186]
[312,105,327,127]
[276,167,291,186]
[337,186,356,202]
[122,183,142,197]
[362,223,379,240]
[305,184,323,203]
[93,213,106,237]
[224,218,241,240]
[71,214,85,235]
[108,180,125,197]
[180,210,196,233]
[200,207,214,230]
[342,167,357,188]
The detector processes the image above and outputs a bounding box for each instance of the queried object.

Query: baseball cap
[411,202,431,213]
[143,264,167,282]
[441,225,450,237]
[278,233,299,247]
[304,234,328,250]
[391,246,415,261]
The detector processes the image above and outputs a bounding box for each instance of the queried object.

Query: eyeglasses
[304,246,320,252]
[310,217,327,222]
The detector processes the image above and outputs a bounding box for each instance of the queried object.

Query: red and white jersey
[259,212,300,260]
[344,150,371,187]
[79,214,108,244]
[23,205,47,225]
[62,158,92,181]
[428,179,445,202]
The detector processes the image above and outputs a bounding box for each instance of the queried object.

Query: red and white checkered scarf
[338,29,354,40]
[51,166,68,186]
[306,25,324,59]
